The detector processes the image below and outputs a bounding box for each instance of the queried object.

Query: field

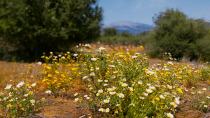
[0,44,209,118]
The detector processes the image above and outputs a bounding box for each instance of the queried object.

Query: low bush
[72,46,198,118]
[98,35,144,45]
[0,81,43,117]
[41,52,80,96]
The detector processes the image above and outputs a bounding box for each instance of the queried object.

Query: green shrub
[191,89,210,113]
[98,35,143,45]
[0,81,43,117]
[200,65,210,81]
[149,9,209,61]
[103,28,118,36]
[196,35,210,62]
[73,47,184,118]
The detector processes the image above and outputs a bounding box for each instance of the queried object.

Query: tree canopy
[151,9,209,61]
[0,0,102,61]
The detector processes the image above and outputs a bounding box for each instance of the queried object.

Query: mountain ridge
[103,21,154,35]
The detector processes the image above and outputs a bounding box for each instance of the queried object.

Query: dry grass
[0,61,92,117]
[0,61,42,88]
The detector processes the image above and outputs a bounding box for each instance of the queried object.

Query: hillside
[103,21,154,35]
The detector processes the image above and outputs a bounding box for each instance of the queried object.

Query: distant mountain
[103,21,154,35]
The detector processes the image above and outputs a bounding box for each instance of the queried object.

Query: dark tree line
[0,0,102,61]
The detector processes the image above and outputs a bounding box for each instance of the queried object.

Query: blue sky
[98,0,210,25]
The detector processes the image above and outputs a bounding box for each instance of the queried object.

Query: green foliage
[200,65,210,81]
[0,81,43,117]
[0,0,102,61]
[98,35,143,45]
[196,32,210,61]
[191,90,209,113]
[103,28,118,36]
[41,52,77,96]
[150,9,209,61]
[121,32,132,37]
[72,47,190,118]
